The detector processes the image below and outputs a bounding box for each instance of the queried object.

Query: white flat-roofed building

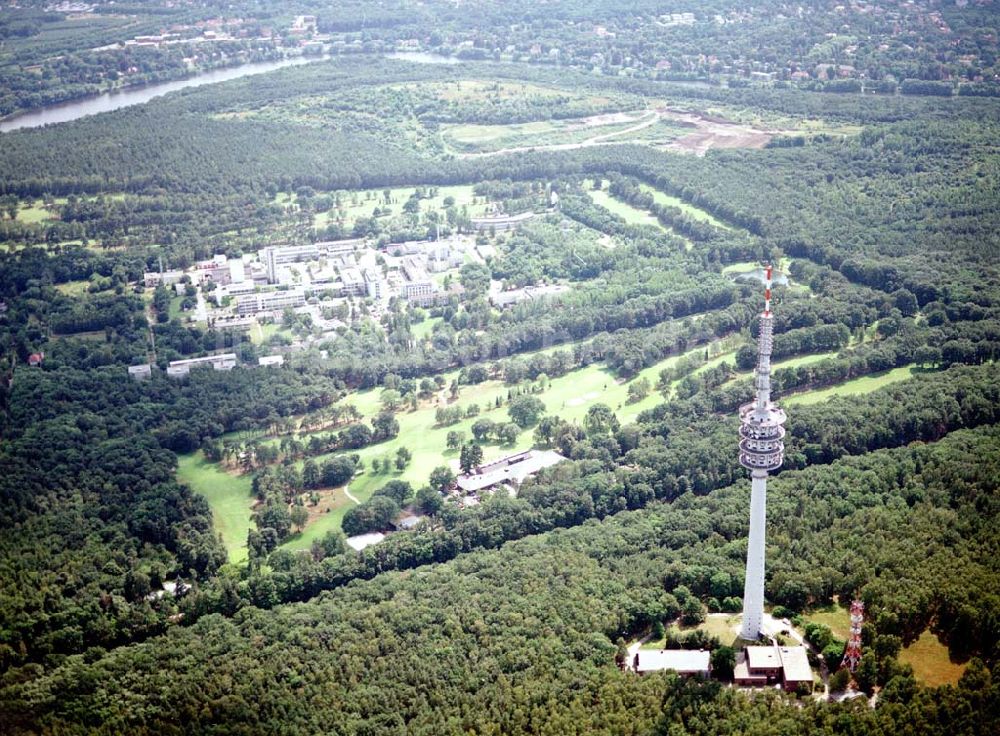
[490,284,568,309]
[212,316,256,331]
[386,240,424,257]
[400,256,436,302]
[128,363,152,381]
[401,279,434,301]
[776,646,812,692]
[426,243,464,272]
[258,355,285,367]
[363,268,385,299]
[229,259,246,284]
[166,353,237,378]
[340,268,365,297]
[456,449,566,494]
[144,270,185,288]
[735,645,812,691]
[471,211,535,231]
[262,244,321,283]
[194,257,231,286]
[632,649,711,677]
[236,289,306,315]
[225,281,255,297]
[316,238,364,257]
[345,532,385,551]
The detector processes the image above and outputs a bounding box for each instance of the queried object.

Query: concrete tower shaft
[739,265,786,641]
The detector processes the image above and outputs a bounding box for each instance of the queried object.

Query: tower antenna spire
[738,264,787,640]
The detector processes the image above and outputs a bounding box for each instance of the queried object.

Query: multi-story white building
[236,289,307,315]
[262,245,321,283]
[316,238,364,257]
[143,270,185,288]
[339,268,365,297]
[400,256,436,302]
[127,363,152,381]
[166,353,238,378]
[363,268,385,299]
[470,211,536,232]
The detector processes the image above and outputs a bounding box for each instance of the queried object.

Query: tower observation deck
[739,265,786,640]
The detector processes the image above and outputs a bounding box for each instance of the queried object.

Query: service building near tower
[632,649,711,678]
[734,645,812,692]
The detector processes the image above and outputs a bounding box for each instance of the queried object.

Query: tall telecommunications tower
[738,266,786,640]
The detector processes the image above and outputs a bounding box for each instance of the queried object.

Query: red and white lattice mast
[738,265,787,640]
[841,599,864,671]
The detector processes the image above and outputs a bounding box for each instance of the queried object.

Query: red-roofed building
[28,352,44,367]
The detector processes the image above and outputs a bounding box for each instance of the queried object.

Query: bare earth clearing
[452,107,783,158]
[659,109,788,156]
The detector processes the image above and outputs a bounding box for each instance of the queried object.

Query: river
[0,51,468,133]
[0,55,325,133]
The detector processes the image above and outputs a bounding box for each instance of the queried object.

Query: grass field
[281,486,359,553]
[586,188,667,231]
[18,201,58,224]
[183,338,738,560]
[167,295,187,322]
[176,452,254,564]
[637,184,734,230]
[441,115,645,153]
[410,316,443,341]
[276,183,488,233]
[642,614,742,649]
[803,604,852,641]
[899,630,968,687]
[421,79,613,106]
[54,280,91,297]
[784,364,920,406]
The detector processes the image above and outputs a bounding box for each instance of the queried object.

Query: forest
[0,1,998,734]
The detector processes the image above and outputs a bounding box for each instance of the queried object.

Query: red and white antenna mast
[841,599,864,671]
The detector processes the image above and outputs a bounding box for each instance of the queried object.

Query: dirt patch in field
[579,111,638,127]
[295,486,352,525]
[567,390,601,407]
[658,108,782,156]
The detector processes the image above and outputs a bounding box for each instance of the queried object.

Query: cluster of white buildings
[489,283,569,309]
[453,449,567,503]
[143,235,474,325]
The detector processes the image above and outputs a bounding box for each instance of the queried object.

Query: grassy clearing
[899,630,968,687]
[637,184,734,230]
[410,316,443,341]
[167,295,187,322]
[50,329,106,342]
[773,351,840,371]
[784,365,920,406]
[446,119,556,144]
[18,201,58,224]
[281,486,358,553]
[54,280,91,297]
[721,257,794,276]
[300,183,486,232]
[421,79,610,105]
[803,605,852,641]
[642,614,742,649]
[185,337,738,558]
[442,113,651,154]
[586,188,667,231]
[177,452,254,564]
